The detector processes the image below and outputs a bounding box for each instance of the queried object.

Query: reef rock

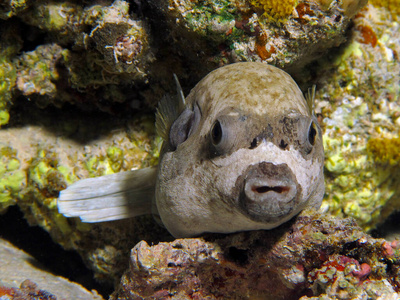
[314,2,400,231]
[149,0,367,79]
[0,106,168,284]
[0,238,102,300]
[111,210,400,300]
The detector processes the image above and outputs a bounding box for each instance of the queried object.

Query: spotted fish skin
[156,62,324,237]
[57,62,324,238]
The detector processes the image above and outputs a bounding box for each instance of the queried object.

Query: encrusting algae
[369,0,400,17]
[315,1,400,232]
[0,107,163,282]
[250,0,297,23]
[367,136,400,166]
[0,147,25,211]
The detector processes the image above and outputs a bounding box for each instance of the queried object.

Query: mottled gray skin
[156,62,324,238]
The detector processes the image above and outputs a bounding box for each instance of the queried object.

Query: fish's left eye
[308,121,317,146]
[211,120,223,145]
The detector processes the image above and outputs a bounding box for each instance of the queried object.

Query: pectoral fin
[57,167,157,222]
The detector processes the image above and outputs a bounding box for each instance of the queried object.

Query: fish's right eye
[211,120,223,145]
[208,116,236,158]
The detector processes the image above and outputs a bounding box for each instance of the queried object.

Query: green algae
[28,150,68,197]
[0,22,22,127]
[0,147,26,211]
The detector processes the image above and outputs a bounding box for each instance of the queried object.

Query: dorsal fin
[306,85,316,115]
[155,74,186,141]
[174,73,186,111]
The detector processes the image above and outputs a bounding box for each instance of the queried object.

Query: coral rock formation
[316,2,400,231]
[111,210,400,299]
[149,0,367,78]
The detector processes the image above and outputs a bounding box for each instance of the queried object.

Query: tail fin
[57,167,157,222]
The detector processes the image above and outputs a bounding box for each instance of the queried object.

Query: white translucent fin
[155,74,186,141]
[57,167,157,223]
[173,73,186,111]
[155,94,178,141]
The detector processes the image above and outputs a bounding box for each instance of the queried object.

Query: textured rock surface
[0,0,367,121]
[0,105,169,283]
[313,3,400,231]
[111,210,400,300]
[0,238,103,299]
[149,0,366,78]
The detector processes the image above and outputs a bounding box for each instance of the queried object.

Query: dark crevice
[370,210,400,241]
[225,246,249,265]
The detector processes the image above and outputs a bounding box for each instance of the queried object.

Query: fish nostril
[249,138,258,149]
[279,139,288,149]
[252,185,289,194]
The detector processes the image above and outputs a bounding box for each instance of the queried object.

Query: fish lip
[237,162,302,223]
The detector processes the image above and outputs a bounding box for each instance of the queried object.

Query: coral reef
[0,147,25,212]
[312,2,400,231]
[2,0,154,116]
[0,0,398,292]
[0,21,22,127]
[0,104,167,283]
[15,43,67,108]
[149,0,366,83]
[111,210,400,299]
[0,0,31,20]
[0,0,368,119]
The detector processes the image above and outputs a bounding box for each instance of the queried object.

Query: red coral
[382,241,394,256]
[352,263,371,280]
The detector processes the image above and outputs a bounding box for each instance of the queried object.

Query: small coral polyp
[251,0,297,22]
[107,35,143,64]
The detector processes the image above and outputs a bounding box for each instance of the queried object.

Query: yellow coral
[367,137,400,165]
[369,0,400,16]
[251,0,297,22]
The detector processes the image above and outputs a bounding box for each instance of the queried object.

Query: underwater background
[0,0,399,299]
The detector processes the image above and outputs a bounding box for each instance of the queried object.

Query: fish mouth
[238,162,302,223]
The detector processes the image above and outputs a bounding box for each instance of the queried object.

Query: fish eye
[211,120,223,145]
[308,121,317,146]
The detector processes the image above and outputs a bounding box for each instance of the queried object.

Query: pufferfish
[58,62,325,238]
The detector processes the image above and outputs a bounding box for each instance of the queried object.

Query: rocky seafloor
[0,0,400,299]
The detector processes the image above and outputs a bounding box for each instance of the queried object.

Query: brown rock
[111,210,400,299]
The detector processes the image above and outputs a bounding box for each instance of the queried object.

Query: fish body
[58,62,325,238]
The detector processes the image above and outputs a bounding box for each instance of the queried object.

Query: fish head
[156,62,324,238]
